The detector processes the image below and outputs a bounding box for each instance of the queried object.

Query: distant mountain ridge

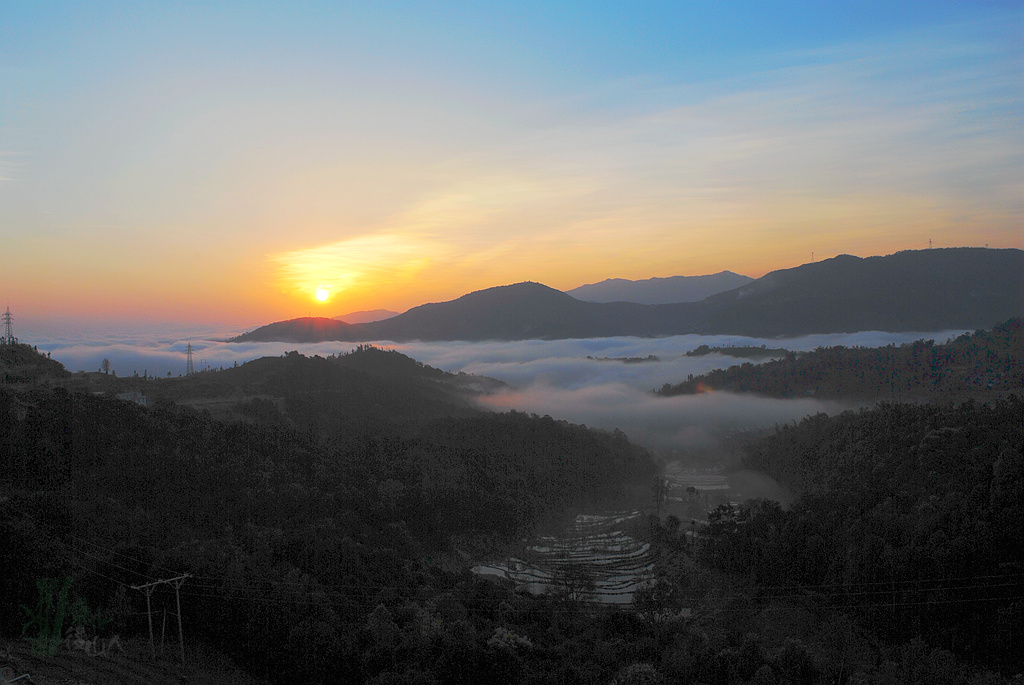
[333,308,400,324]
[231,248,1024,343]
[567,271,753,304]
[695,248,1022,335]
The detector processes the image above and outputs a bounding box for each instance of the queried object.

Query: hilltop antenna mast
[2,306,15,345]
[185,342,195,376]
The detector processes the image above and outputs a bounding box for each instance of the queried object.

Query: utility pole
[131,574,190,663]
[133,582,157,659]
[185,343,195,376]
[171,575,187,664]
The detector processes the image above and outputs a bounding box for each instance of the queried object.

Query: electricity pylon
[2,306,14,345]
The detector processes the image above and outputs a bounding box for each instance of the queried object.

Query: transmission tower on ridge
[185,342,195,376]
[2,306,15,345]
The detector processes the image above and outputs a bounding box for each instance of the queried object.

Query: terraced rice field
[472,510,655,604]
[663,461,728,495]
[472,464,737,602]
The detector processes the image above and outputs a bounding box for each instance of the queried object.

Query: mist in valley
[32,325,953,473]
[478,380,844,454]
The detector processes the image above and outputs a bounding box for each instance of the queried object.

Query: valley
[8,4,1022,681]
[2,314,1020,684]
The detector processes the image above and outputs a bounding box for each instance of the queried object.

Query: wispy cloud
[6,9,1021,321]
[266,171,601,303]
[504,23,1024,231]
[0,150,29,182]
[271,17,1022,297]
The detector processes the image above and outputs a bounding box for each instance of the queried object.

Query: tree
[101,359,110,374]
[632,578,687,620]
[550,559,596,604]
[651,477,668,517]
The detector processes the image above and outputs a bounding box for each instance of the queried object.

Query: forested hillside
[0,364,656,683]
[52,345,508,443]
[3,344,1020,683]
[658,318,1022,400]
[10,384,1013,683]
[697,398,1023,674]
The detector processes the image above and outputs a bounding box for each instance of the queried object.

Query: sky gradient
[3,2,1022,329]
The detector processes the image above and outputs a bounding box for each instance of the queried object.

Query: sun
[315,287,329,302]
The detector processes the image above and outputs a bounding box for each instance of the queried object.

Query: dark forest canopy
[0,354,659,683]
[658,318,1022,401]
[7,380,1015,682]
[2,336,1021,682]
[698,397,1023,674]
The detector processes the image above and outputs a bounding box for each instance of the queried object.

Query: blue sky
[2,2,1021,326]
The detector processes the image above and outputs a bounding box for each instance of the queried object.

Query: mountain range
[232,248,1023,343]
[566,271,753,304]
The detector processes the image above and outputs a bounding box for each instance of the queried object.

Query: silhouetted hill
[143,345,502,434]
[359,282,646,340]
[233,282,655,342]
[231,316,355,342]
[567,271,753,304]
[232,248,1023,342]
[0,342,69,382]
[693,248,1024,335]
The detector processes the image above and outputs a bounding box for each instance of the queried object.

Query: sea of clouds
[25,320,966,454]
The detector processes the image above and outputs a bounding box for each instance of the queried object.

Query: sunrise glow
[2,3,1020,326]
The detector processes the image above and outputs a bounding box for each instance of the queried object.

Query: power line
[10,506,1023,607]
[131,575,189,663]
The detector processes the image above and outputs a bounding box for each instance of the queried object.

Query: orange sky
[3,5,1021,328]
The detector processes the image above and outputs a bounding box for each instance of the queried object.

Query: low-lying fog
[29,322,965,456]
